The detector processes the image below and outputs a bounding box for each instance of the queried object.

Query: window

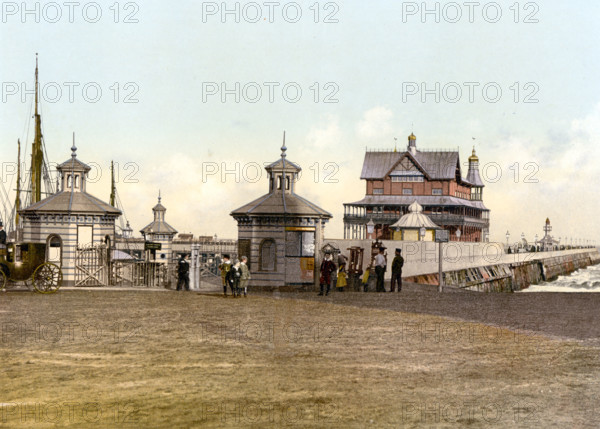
[391,173,424,182]
[285,176,290,190]
[74,175,79,189]
[277,176,282,190]
[373,189,384,195]
[432,189,443,195]
[285,231,315,257]
[260,239,276,271]
[403,188,413,195]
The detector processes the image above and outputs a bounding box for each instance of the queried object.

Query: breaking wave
[522,264,600,292]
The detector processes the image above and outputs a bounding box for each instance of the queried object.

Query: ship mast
[110,161,116,207]
[31,53,44,205]
[15,139,21,228]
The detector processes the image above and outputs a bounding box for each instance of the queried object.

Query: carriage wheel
[32,263,63,294]
[0,270,6,291]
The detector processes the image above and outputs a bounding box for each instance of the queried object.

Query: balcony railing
[343,213,489,228]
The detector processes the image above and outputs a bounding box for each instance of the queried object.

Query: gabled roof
[20,191,121,215]
[361,150,460,181]
[140,220,178,235]
[57,157,91,172]
[265,158,301,172]
[231,191,331,217]
[414,151,459,180]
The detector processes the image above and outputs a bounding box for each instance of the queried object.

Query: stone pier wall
[322,239,600,292]
[408,249,600,292]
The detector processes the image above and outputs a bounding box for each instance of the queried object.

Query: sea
[521,263,600,293]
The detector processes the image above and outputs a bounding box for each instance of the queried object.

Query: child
[336,255,348,292]
[362,266,371,292]
[231,260,242,297]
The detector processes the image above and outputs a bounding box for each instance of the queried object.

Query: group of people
[218,254,251,297]
[176,253,251,296]
[320,247,405,295]
[178,246,404,295]
[318,252,349,296]
[373,247,404,292]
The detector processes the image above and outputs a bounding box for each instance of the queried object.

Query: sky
[1,0,599,245]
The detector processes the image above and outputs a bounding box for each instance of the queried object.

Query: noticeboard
[144,241,162,251]
[435,229,450,243]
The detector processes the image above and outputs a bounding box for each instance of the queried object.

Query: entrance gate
[75,244,110,286]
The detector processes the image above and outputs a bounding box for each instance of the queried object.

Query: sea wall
[322,239,600,292]
[408,249,600,292]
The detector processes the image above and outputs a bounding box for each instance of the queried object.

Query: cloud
[356,106,394,142]
[304,115,342,150]
[485,103,600,243]
[572,102,600,137]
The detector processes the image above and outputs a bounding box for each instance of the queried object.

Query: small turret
[466,147,484,200]
[56,139,91,193]
[408,133,417,155]
[265,132,301,195]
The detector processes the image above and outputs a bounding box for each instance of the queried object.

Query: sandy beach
[1,288,599,428]
[262,282,600,346]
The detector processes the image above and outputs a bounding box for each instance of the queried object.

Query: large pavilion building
[343,133,490,242]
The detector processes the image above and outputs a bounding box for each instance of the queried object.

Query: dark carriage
[0,243,63,293]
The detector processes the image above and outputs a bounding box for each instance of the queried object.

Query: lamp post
[122,221,133,239]
[535,234,538,251]
[520,232,524,252]
[506,230,510,249]
[367,218,375,240]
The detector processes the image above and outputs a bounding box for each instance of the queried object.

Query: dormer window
[74,175,79,189]
[285,176,290,190]
[277,176,282,190]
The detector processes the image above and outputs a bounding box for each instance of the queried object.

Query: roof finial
[281,131,287,158]
[158,189,161,204]
[71,132,77,158]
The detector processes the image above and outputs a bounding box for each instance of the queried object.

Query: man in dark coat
[318,253,336,296]
[176,254,190,291]
[0,222,6,246]
[390,248,404,292]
